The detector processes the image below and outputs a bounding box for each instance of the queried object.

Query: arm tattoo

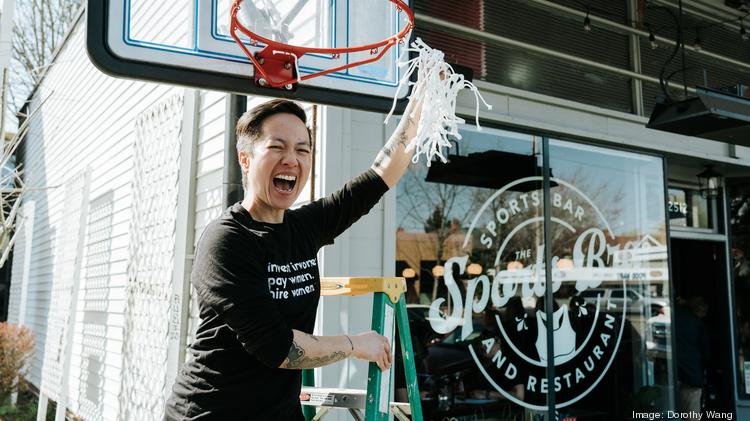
[373,115,415,169]
[396,116,414,149]
[283,340,347,369]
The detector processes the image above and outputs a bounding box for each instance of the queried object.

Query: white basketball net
[385,38,492,166]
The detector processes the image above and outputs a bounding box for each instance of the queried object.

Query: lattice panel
[77,191,115,421]
[119,93,183,421]
[184,284,201,364]
[40,170,90,401]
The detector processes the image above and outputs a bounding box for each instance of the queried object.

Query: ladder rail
[302,277,423,421]
[395,295,423,420]
[365,292,396,420]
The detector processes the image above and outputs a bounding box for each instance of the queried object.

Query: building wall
[183,90,227,361]
[6,15,190,420]
[193,91,227,241]
[315,106,394,400]
[458,81,750,167]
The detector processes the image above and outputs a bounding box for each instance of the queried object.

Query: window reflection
[729,180,750,399]
[395,127,675,419]
[396,128,542,418]
[547,139,674,417]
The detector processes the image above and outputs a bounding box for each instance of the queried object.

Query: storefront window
[396,127,675,419]
[546,139,674,417]
[729,180,750,399]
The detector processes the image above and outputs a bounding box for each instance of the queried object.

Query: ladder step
[390,402,411,415]
[300,387,366,409]
[299,289,422,420]
[300,388,414,418]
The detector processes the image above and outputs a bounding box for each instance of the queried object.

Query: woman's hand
[350,331,392,371]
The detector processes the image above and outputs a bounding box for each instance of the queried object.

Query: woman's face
[240,112,312,215]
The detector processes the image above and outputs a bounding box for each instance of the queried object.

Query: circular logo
[427,176,628,410]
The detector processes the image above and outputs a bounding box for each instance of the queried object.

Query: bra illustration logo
[424,176,666,410]
[535,305,576,365]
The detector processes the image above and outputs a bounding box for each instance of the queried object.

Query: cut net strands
[385,38,492,166]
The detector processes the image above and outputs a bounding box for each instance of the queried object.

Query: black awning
[647,87,750,145]
[425,150,553,191]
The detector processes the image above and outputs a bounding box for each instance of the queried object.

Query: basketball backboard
[87,1,413,112]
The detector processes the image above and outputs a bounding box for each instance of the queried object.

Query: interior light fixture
[432,264,444,277]
[467,263,483,276]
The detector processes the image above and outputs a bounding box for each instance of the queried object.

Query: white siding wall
[7,200,33,328]
[6,17,184,420]
[193,91,226,242]
[184,90,226,356]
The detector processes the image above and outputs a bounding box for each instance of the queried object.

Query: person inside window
[674,296,710,420]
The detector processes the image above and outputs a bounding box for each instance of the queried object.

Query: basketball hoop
[230,0,414,90]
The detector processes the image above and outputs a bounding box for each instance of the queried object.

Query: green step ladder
[301,277,423,421]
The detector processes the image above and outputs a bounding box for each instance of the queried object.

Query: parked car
[579,288,668,316]
[645,306,671,359]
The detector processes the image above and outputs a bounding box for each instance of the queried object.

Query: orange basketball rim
[230,0,415,90]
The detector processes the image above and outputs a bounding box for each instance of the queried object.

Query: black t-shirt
[165,170,389,420]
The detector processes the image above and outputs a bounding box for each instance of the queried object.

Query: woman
[165,95,423,420]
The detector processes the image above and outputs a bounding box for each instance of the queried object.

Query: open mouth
[272,174,297,193]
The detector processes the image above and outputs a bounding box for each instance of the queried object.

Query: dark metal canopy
[647,87,750,146]
[425,150,555,191]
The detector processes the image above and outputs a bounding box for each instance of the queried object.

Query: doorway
[670,238,734,414]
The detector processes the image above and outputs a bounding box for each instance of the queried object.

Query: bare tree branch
[8,0,82,119]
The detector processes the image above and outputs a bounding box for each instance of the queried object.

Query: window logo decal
[426,176,668,409]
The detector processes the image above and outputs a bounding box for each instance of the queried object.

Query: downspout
[224,94,247,208]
